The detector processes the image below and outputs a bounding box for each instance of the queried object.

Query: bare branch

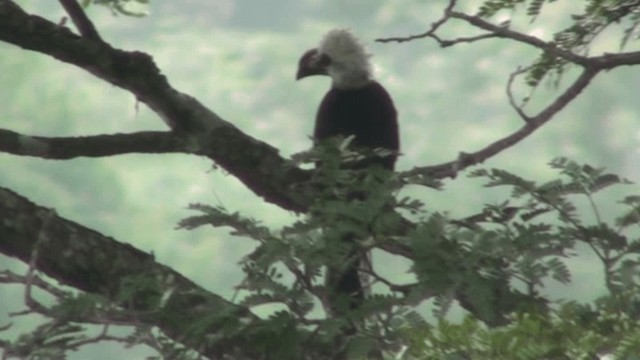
[591,50,640,69]
[377,3,588,66]
[0,129,184,159]
[438,33,498,47]
[0,1,187,131]
[377,6,640,181]
[376,0,457,43]
[449,11,590,65]
[58,0,103,41]
[407,66,600,180]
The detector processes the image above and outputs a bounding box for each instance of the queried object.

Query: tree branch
[406,66,600,180]
[0,186,340,359]
[506,66,534,122]
[0,186,262,358]
[376,0,458,44]
[4,0,640,214]
[0,0,310,212]
[377,3,640,181]
[378,5,640,69]
[0,129,183,158]
[7,0,638,213]
[58,0,103,41]
[447,11,591,65]
[377,3,589,65]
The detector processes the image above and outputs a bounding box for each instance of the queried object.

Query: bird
[296,29,400,315]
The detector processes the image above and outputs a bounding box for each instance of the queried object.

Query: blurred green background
[1,0,639,358]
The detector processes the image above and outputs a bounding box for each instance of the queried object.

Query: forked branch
[377,1,640,180]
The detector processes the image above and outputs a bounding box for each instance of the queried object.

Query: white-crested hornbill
[296,29,400,313]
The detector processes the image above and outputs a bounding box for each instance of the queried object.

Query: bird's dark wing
[314,81,399,170]
[312,81,400,318]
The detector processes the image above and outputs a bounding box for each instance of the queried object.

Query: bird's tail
[326,238,365,317]
[336,250,364,309]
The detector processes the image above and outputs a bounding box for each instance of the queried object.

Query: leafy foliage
[478,0,528,18]
[4,132,639,360]
[0,287,204,360]
[479,0,640,87]
[171,154,640,358]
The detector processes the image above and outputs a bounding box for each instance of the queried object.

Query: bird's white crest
[317,29,372,88]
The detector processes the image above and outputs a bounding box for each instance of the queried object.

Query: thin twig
[0,270,68,299]
[506,66,533,122]
[449,11,590,65]
[405,66,601,180]
[23,209,56,314]
[66,324,125,350]
[438,33,498,47]
[360,267,416,295]
[376,0,458,43]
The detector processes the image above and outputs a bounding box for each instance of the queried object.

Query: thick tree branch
[0,128,313,214]
[591,51,640,68]
[0,129,183,158]
[0,186,338,359]
[4,1,640,212]
[0,2,175,127]
[0,0,309,212]
[0,185,531,340]
[0,187,283,358]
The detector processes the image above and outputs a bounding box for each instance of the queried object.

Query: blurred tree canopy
[1,0,640,359]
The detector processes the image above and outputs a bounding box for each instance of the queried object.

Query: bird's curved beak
[296,49,330,80]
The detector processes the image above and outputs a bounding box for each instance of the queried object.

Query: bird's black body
[315,81,398,311]
[315,81,399,170]
[297,29,400,316]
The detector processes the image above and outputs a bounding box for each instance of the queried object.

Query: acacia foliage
[479,0,640,87]
[2,0,640,358]
[2,154,638,358]
[177,147,640,359]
